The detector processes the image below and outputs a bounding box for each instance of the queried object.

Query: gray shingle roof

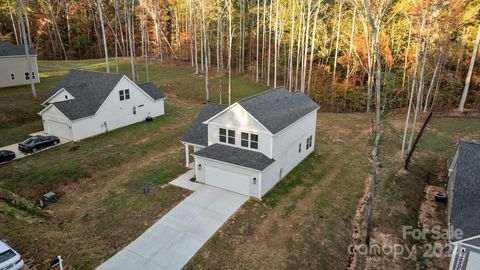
[44,70,124,120]
[449,141,480,242]
[182,104,228,146]
[237,87,319,134]
[0,41,35,56]
[193,143,275,171]
[138,82,165,100]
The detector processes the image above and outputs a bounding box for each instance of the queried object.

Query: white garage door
[205,166,251,196]
[46,120,72,140]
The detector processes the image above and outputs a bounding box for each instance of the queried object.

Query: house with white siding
[181,87,319,198]
[38,70,165,141]
[447,140,480,270]
[0,41,40,88]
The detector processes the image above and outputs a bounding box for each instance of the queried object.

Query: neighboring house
[0,41,40,88]
[447,140,480,270]
[38,70,165,141]
[181,87,319,198]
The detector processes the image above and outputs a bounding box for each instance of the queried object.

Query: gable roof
[42,70,164,121]
[43,70,124,120]
[206,87,319,134]
[449,140,480,242]
[0,41,35,56]
[182,104,228,146]
[193,143,275,171]
[138,83,165,100]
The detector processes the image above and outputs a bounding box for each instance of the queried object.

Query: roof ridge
[237,86,287,103]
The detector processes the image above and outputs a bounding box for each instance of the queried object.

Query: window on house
[219,128,226,143]
[32,72,35,79]
[10,73,15,80]
[25,72,30,80]
[119,89,130,101]
[299,143,302,153]
[241,132,249,147]
[250,134,258,149]
[133,107,136,115]
[306,135,313,150]
[65,95,68,99]
[228,130,235,144]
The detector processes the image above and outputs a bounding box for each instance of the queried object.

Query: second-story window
[228,130,235,144]
[119,89,130,101]
[219,128,235,144]
[240,132,258,149]
[250,134,258,149]
[241,132,249,147]
[219,128,226,143]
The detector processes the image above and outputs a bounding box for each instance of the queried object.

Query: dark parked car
[0,150,15,163]
[18,136,60,153]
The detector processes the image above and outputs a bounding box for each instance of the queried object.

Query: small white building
[39,70,165,141]
[0,41,40,88]
[181,87,319,198]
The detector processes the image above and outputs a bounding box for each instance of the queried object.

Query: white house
[0,41,40,88]
[447,141,480,270]
[181,87,319,198]
[38,70,165,141]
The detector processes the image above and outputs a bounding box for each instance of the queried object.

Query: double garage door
[205,166,251,196]
[45,120,72,140]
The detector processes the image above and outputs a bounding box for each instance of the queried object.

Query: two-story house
[0,41,40,88]
[38,70,165,141]
[181,87,319,198]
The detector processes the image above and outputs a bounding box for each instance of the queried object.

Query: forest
[1,0,479,112]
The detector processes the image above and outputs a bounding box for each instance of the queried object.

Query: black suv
[18,136,60,153]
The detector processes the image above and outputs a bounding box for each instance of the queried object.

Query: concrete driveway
[97,170,249,270]
[0,131,70,164]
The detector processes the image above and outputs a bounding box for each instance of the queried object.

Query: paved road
[0,132,70,164]
[97,170,249,270]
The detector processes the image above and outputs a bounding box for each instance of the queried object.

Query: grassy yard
[0,59,479,270]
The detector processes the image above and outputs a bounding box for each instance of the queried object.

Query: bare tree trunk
[424,56,440,111]
[144,18,149,82]
[256,0,260,82]
[345,4,357,82]
[267,0,273,85]
[97,0,110,72]
[288,0,296,90]
[417,37,429,112]
[401,12,425,158]
[7,0,20,44]
[273,0,279,87]
[47,1,68,60]
[228,0,233,105]
[192,0,199,73]
[401,18,412,90]
[294,0,305,90]
[16,0,36,99]
[407,37,430,154]
[125,0,135,81]
[261,0,267,79]
[301,0,312,92]
[307,4,318,93]
[200,0,209,102]
[458,25,480,112]
[363,0,382,247]
[332,0,344,82]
